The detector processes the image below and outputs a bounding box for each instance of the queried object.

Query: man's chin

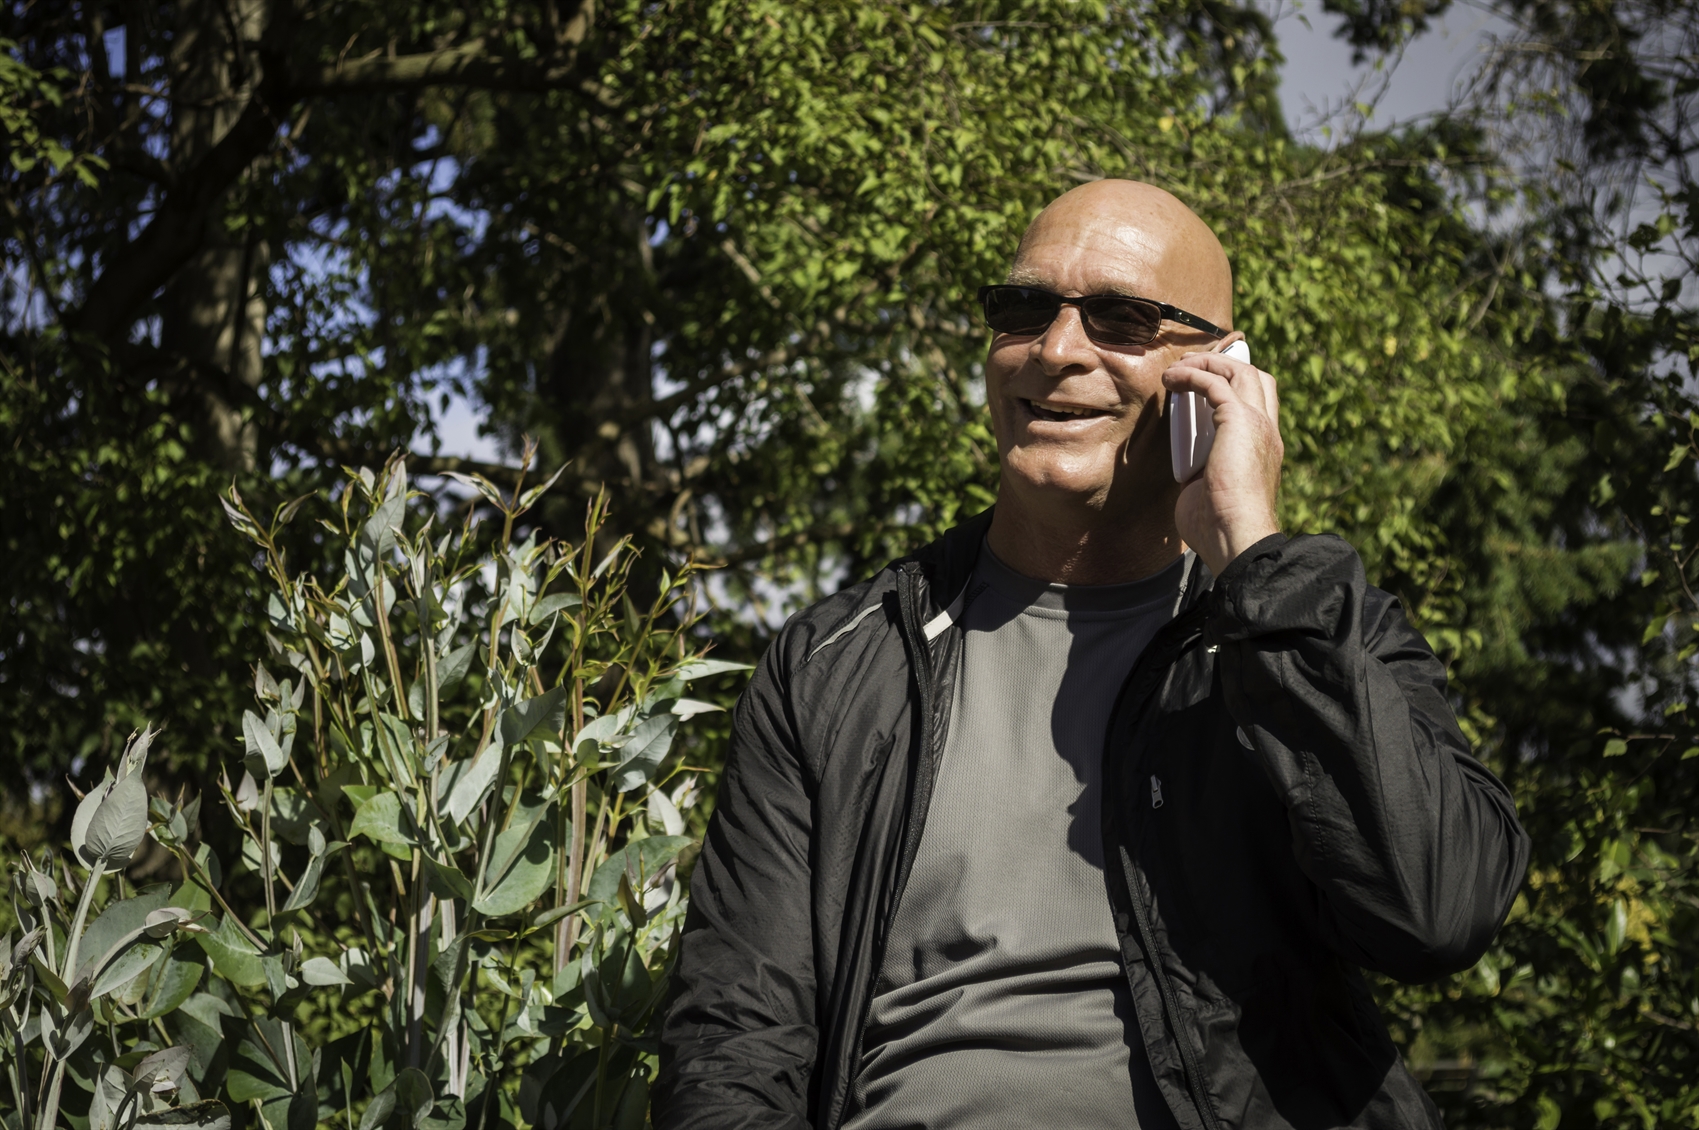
[999,461,1117,510]
[999,447,1175,515]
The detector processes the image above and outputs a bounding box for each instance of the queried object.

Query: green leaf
[360,494,407,561]
[299,956,351,986]
[131,1100,232,1130]
[436,641,478,691]
[612,710,677,793]
[140,946,204,1019]
[675,658,753,681]
[342,784,381,809]
[347,791,417,847]
[423,855,475,902]
[472,813,556,918]
[243,710,288,780]
[83,771,150,866]
[359,1084,396,1130]
[500,686,567,748]
[195,916,266,987]
[527,592,582,625]
[1602,738,1629,756]
[586,836,692,905]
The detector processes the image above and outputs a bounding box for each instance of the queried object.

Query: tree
[1292,0,1699,1124]
[8,0,1675,1123]
[1,0,1541,792]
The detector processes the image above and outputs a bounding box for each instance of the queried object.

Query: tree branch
[290,38,614,104]
[64,85,285,340]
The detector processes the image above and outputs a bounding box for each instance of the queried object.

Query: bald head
[1010,180,1233,329]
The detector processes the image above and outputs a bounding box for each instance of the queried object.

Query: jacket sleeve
[1208,533,1530,984]
[653,638,818,1129]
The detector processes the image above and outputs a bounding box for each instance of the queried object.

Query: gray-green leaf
[527,592,582,625]
[500,686,567,748]
[131,1100,233,1130]
[69,770,114,862]
[393,1067,434,1128]
[83,772,150,867]
[612,711,677,793]
[586,836,693,905]
[243,711,288,780]
[444,744,501,826]
[299,956,350,986]
[423,855,475,902]
[436,641,478,692]
[473,815,556,918]
[347,791,416,847]
[675,658,753,681]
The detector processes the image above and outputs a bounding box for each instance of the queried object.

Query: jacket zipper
[1119,846,1223,1130]
[888,563,942,913]
[1105,605,1224,1130]
[834,563,945,1129]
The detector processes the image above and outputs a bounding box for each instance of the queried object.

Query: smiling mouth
[1023,398,1111,423]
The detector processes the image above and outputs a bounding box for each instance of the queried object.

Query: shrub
[1,455,742,1130]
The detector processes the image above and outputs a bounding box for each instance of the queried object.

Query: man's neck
[985,495,1184,585]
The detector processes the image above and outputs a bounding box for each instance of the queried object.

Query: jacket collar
[904,507,995,618]
[901,505,1216,623]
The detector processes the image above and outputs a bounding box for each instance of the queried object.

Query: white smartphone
[1169,339,1251,482]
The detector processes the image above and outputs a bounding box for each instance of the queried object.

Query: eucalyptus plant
[2,453,743,1130]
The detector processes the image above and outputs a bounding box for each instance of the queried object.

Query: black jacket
[655,513,1529,1130]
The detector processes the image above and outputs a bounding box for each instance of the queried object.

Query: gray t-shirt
[844,545,1187,1130]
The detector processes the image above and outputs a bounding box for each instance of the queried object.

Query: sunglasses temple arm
[1164,306,1227,338]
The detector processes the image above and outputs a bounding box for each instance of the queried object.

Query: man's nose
[1034,305,1096,374]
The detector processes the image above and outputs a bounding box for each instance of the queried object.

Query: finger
[1225,363,1269,417]
[1169,358,1267,418]
[1260,368,1280,431]
[1162,363,1240,408]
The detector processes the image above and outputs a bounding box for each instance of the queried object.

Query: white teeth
[1031,401,1096,417]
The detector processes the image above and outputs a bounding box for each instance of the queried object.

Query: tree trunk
[544,204,658,504]
[157,0,270,472]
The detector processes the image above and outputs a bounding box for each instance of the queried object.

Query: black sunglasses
[977,284,1225,346]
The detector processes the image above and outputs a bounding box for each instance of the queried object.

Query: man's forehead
[1007,181,1232,321]
[1006,220,1173,296]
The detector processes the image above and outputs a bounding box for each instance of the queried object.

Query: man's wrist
[1200,523,1282,577]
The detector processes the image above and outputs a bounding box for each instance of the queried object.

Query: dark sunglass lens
[982,287,1060,335]
[1081,296,1161,344]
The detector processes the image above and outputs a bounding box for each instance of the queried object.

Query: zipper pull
[1150,775,1164,809]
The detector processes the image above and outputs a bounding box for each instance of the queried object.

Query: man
[654,180,1529,1130]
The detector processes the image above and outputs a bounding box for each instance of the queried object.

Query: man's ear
[1215,330,1247,353]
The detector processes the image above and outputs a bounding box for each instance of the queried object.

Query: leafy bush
[1,455,742,1130]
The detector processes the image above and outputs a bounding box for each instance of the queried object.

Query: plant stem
[59,859,106,983]
[373,564,410,723]
[37,1062,66,1130]
[563,775,589,958]
[470,954,522,1130]
[260,777,278,933]
[170,843,268,951]
[3,1013,31,1130]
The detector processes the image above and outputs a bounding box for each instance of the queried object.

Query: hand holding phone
[1169,339,1251,482]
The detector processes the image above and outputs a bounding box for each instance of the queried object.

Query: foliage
[7,0,1699,1127]
[1,454,743,1130]
[1297,1,1699,1126]
[0,0,1270,796]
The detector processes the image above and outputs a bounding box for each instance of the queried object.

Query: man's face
[985,210,1216,514]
